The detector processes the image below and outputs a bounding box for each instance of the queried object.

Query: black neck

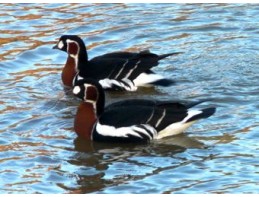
[77,43,88,70]
[95,82,105,117]
[77,79,106,117]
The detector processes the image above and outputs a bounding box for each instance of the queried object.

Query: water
[0,3,258,194]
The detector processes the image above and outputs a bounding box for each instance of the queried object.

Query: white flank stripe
[132,126,151,139]
[96,123,157,139]
[96,123,141,138]
[155,109,166,127]
[146,110,155,123]
[182,110,202,123]
[114,60,129,79]
[156,121,197,139]
[125,60,141,78]
[155,109,202,139]
[133,72,165,87]
[99,78,137,91]
[133,125,155,139]
[99,78,120,89]
[121,78,137,91]
[142,124,158,139]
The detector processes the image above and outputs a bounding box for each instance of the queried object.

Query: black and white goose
[53,35,182,91]
[72,79,216,143]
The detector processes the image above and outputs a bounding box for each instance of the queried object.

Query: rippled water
[0,3,258,194]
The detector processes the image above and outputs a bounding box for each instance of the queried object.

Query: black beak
[53,44,58,49]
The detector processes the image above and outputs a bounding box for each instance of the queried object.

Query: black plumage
[73,79,216,143]
[54,35,182,90]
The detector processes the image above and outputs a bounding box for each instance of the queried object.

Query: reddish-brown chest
[61,56,77,87]
[74,102,97,140]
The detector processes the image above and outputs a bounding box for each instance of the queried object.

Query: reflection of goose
[72,79,216,143]
[70,135,205,193]
[74,133,205,153]
[53,35,182,90]
[154,133,206,149]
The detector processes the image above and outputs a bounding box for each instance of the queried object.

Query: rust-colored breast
[74,102,97,140]
[61,56,77,87]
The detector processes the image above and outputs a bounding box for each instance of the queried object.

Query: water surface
[0,3,258,194]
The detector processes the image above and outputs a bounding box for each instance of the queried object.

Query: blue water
[0,3,258,194]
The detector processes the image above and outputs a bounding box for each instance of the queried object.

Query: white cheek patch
[73,86,81,95]
[58,41,64,49]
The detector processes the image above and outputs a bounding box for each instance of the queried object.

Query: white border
[1,0,259,3]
